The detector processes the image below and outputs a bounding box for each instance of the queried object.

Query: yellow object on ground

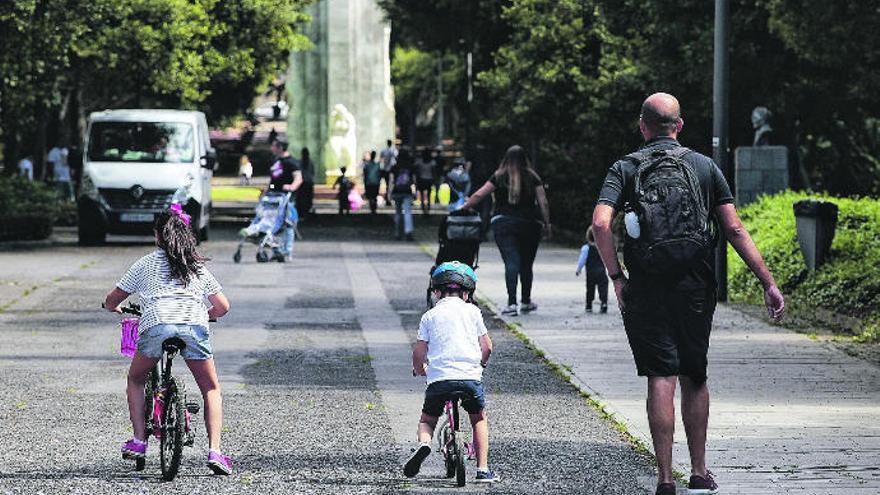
[212,186,263,202]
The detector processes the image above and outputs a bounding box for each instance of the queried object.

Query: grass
[212,186,263,202]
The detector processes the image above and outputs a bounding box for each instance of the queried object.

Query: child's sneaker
[687,471,718,494]
[121,438,147,459]
[520,302,538,313]
[403,443,431,478]
[207,450,233,475]
[474,469,501,483]
[501,304,518,316]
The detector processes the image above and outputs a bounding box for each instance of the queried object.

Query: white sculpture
[324,103,357,174]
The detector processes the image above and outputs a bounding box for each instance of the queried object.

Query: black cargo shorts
[621,285,716,384]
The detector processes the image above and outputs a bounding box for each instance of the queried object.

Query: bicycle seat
[161,337,187,354]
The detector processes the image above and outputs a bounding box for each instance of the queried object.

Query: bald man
[592,93,784,495]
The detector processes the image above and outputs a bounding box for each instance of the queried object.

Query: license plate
[119,213,154,223]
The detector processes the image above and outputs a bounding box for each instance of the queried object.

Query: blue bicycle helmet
[431,261,477,291]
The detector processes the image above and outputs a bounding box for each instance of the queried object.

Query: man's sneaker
[688,471,718,494]
[585,305,593,313]
[520,302,538,313]
[207,450,233,475]
[403,443,431,478]
[600,303,608,313]
[655,482,676,495]
[121,438,147,460]
[474,469,501,483]
[501,304,518,316]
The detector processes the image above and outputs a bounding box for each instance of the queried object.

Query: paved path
[0,218,655,493]
[435,229,880,494]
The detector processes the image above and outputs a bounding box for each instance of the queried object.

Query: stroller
[426,208,483,308]
[233,190,292,263]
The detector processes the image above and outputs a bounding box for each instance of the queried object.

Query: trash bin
[793,199,838,270]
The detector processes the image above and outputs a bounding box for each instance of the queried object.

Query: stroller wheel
[256,250,269,263]
[233,250,242,264]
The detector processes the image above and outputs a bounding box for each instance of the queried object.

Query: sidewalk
[417,230,880,494]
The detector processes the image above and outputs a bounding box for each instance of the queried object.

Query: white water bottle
[625,211,641,239]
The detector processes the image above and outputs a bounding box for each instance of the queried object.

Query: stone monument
[287,0,395,184]
[734,106,789,205]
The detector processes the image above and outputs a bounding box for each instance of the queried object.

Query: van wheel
[78,223,105,246]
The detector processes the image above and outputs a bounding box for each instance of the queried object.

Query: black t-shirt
[597,137,734,290]
[488,169,544,221]
[269,155,301,192]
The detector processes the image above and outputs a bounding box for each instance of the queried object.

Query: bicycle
[435,392,475,487]
[116,304,200,481]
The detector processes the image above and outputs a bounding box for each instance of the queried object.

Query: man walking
[379,139,397,200]
[592,93,785,495]
[269,139,303,261]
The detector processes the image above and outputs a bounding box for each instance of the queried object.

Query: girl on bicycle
[104,204,233,475]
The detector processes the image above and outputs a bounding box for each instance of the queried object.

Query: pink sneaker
[121,438,147,459]
[207,450,233,475]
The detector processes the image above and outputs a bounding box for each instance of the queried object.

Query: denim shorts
[422,380,486,417]
[138,324,213,360]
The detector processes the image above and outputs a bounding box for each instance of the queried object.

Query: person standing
[238,154,253,185]
[461,145,551,316]
[48,141,74,201]
[379,139,398,201]
[362,150,382,214]
[389,150,416,241]
[592,92,785,495]
[575,226,608,313]
[17,155,34,181]
[269,139,303,261]
[295,147,315,218]
[415,149,436,214]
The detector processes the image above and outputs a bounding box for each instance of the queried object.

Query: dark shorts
[416,178,433,192]
[422,380,485,417]
[622,286,716,384]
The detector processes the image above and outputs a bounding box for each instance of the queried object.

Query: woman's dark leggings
[492,216,542,306]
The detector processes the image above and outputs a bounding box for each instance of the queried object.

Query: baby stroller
[233,191,291,263]
[426,208,483,308]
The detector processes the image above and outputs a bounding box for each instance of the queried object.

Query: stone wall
[734,146,789,206]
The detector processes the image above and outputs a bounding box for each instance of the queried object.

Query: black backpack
[625,146,713,275]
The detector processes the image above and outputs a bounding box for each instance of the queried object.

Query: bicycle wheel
[160,377,186,481]
[454,435,466,487]
[441,427,455,478]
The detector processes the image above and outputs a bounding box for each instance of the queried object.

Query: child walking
[104,205,233,474]
[575,226,608,313]
[404,262,500,483]
[333,166,353,215]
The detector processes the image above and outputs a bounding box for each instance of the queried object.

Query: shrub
[0,176,62,241]
[728,191,880,339]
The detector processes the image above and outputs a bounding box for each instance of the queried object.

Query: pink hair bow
[169,203,191,226]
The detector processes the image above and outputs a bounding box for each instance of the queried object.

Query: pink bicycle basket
[120,318,139,358]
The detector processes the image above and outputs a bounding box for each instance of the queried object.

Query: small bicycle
[435,392,475,487]
[117,304,200,481]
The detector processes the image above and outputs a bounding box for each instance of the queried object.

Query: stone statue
[751,106,773,146]
[324,103,357,174]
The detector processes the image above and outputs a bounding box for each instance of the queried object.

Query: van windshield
[88,122,195,163]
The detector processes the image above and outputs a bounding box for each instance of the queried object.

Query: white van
[78,109,216,244]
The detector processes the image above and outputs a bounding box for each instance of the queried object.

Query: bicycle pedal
[186,402,200,414]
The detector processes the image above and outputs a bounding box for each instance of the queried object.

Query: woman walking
[462,145,550,316]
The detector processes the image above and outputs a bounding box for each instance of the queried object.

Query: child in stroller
[233,190,292,263]
[426,208,483,308]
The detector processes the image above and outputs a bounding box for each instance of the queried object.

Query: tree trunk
[35,106,49,181]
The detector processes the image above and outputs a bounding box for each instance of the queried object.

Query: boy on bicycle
[404,262,500,483]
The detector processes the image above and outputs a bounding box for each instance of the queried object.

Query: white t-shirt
[17,158,33,181]
[117,250,222,331]
[417,297,488,384]
[48,146,70,181]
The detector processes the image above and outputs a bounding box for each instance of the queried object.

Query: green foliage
[728,191,880,338]
[0,176,61,240]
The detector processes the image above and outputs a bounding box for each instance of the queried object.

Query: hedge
[728,191,880,341]
[0,176,62,241]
